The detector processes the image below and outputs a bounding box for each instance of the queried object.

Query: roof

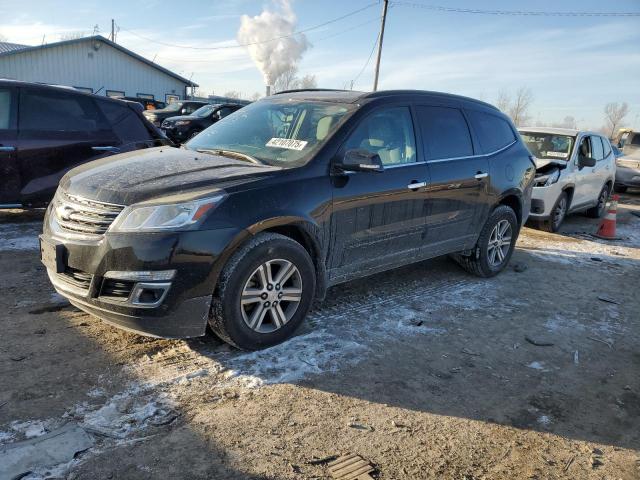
[0,41,28,54]
[0,35,197,87]
[272,88,498,110]
[518,127,582,136]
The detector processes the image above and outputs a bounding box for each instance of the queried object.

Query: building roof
[0,35,197,87]
[0,41,28,54]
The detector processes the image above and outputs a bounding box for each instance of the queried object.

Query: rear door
[330,105,430,278]
[16,87,119,205]
[0,86,19,204]
[420,107,498,251]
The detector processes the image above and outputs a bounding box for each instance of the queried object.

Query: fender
[209,215,329,301]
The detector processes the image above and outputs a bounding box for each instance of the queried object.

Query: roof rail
[272,88,351,95]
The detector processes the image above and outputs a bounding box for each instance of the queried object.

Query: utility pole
[372,0,389,92]
[111,19,115,42]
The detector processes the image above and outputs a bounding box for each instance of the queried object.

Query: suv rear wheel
[209,232,316,350]
[452,205,518,277]
[586,184,609,218]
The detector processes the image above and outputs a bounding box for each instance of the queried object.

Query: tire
[539,192,568,233]
[209,232,316,350]
[586,184,609,218]
[614,184,628,193]
[452,205,518,278]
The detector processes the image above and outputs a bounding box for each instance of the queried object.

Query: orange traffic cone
[594,194,620,240]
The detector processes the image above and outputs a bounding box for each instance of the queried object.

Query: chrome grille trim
[53,191,124,236]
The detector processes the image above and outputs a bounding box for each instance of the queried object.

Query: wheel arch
[496,191,523,226]
[561,183,575,209]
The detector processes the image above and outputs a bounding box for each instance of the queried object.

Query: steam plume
[237,0,309,87]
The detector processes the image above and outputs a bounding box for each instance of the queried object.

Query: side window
[591,136,604,161]
[577,136,591,159]
[97,99,152,143]
[19,89,107,132]
[185,103,200,114]
[217,107,234,118]
[601,137,611,158]
[416,106,473,160]
[343,106,416,166]
[0,88,14,130]
[466,110,516,153]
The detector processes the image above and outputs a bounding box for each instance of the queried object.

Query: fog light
[130,282,171,307]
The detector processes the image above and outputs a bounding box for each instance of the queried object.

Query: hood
[60,147,280,205]
[162,114,199,123]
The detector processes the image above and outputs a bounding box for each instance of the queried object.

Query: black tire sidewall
[550,191,568,232]
[217,239,315,350]
[477,207,518,276]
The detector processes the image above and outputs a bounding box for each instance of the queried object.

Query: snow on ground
[0,222,41,251]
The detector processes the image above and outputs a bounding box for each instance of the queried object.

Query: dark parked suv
[0,80,171,207]
[40,89,535,349]
[161,103,244,143]
[143,100,208,127]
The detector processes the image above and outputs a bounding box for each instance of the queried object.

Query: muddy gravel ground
[1,193,639,479]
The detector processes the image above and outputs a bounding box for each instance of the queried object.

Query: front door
[329,105,430,280]
[573,135,600,208]
[0,86,19,204]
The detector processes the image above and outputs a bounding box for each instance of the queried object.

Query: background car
[0,79,171,208]
[161,103,244,143]
[520,127,615,232]
[115,96,166,111]
[142,100,208,127]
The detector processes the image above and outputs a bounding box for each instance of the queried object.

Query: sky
[1,0,639,130]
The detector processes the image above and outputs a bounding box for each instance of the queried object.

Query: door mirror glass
[336,149,384,173]
[578,155,596,168]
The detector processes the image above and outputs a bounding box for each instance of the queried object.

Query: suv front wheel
[452,205,518,277]
[209,232,316,350]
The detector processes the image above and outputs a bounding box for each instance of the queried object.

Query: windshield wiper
[195,148,262,165]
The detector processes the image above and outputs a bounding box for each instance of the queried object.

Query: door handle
[407,181,427,190]
[474,172,489,179]
[0,146,16,152]
[92,146,121,153]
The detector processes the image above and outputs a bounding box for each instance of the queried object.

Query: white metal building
[0,35,197,103]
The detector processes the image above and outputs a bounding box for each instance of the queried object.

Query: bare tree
[250,92,262,101]
[0,33,7,42]
[298,74,317,89]
[59,31,87,41]
[495,90,511,114]
[508,87,533,127]
[223,91,242,99]
[273,66,300,92]
[551,116,577,129]
[604,102,629,139]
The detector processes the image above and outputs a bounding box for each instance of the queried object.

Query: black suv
[161,103,244,143]
[0,80,171,207]
[41,89,535,349]
[143,100,208,127]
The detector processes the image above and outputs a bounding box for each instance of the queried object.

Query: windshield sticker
[266,138,308,151]
[546,151,568,158]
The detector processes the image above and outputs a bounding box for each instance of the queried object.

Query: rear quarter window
[416,106,473,160]
[466,109,516,154]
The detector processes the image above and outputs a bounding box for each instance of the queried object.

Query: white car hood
[534,157,567,169]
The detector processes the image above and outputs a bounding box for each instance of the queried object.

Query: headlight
[175,120,191,126]
[544,168,561,186]
[109,193,227,232]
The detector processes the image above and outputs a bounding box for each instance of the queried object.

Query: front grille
[54,191,124,236]
[58,267,93,292]
[100,278,135,300]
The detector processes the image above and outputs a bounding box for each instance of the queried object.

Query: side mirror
[335,149,384,173]
[213,111,222,120]
[578,155,596,168]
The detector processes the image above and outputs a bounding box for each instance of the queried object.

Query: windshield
[162,102,185,112]
[520,132,575,161]
[185,99,355,167]
[193,105,218,118]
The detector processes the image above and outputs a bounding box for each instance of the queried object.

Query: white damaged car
[519,128,616,232]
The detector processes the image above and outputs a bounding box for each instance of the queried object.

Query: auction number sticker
[266,138,308,151]
[546,151,568,158]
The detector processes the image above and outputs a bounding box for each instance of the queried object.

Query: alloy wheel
[487,219,513,268]
[240,259,303,333]
[553,196,567,229]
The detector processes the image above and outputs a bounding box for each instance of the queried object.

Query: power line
[391,1,640,17]
[154,16,381,64]
[119,2,378,51]
[351,29,380,88]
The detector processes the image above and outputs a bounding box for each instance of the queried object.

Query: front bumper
[161,126,189,143]
[41,206,242,338]
[615,165,640,187]
[527,181,563,220]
